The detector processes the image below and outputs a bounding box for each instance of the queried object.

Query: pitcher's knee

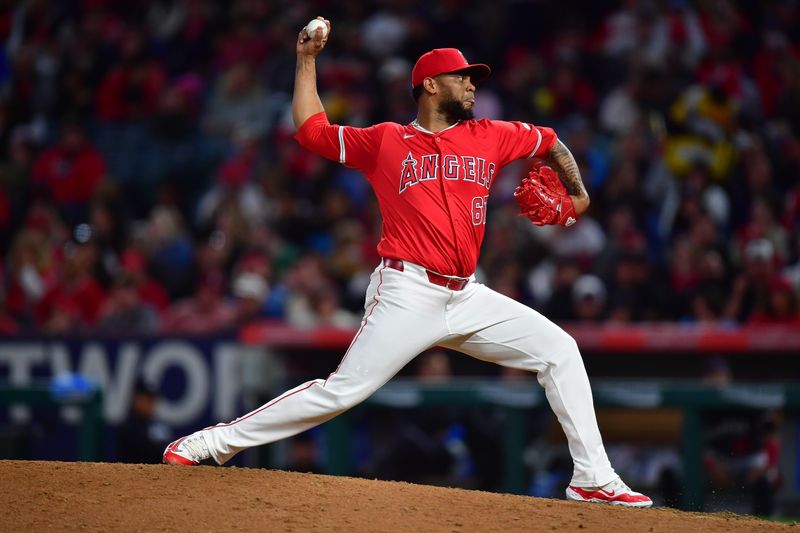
[551,331,581,361]
[564,333,580,355]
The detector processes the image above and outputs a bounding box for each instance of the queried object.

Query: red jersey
[295,112,557,277]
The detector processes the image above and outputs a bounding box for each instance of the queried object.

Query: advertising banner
[0,336,244,433]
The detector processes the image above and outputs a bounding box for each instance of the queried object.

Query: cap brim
[449,64,491,83]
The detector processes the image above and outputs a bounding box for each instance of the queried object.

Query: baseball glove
[513,165,577,227]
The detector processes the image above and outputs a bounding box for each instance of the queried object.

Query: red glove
[513,165,577,227]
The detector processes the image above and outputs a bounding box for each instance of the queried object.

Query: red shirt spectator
[34,239,107,330]
[747,276,800,325]
[214,22,269,71]
[36,274,106,329]
[0,262,18,335]
[160,270,236,334]
[119,248,170,311]
[31,126,106,206]
[96,61,166,121]
[0,188,10,231]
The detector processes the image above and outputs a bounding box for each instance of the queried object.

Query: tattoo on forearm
[549,140,588,197]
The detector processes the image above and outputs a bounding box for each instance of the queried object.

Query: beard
[439,95,475,122]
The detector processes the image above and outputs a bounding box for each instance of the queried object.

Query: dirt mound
[0,460,791,532]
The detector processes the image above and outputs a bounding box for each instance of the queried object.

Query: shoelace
[603,478,638,495]
[181,435,209,461]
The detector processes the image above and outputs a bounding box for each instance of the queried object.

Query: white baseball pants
[201,259,617,487]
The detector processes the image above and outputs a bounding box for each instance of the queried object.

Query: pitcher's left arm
[548,139,590,216]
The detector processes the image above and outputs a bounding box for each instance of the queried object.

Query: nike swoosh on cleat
[598,489,616,497]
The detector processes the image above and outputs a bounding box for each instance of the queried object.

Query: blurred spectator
[139,205,194,300]
[196,127,270,227]
[283,254,333,318]
[734,197,790,264]
[603,131,650,210]
[599,66,673,138]
[231,271,269,325]
[690,249,731,322]
[213,3,270,70]
[96,29,166,122]
[35,233,107,333]
[667,167,727,249]
[89,194,128,258]
[547,59,597,120]
[594,204,646,282]
[665,79,738,181]
[5,227,57,326]
[542,259,582,321]
[203,61,271,141]
[0,183,11,239]
[571,274,607,322]
[730,137,774,228]
[701,357,782,516]
[160,269,236,334]
[547,215,607,261]
[284,431,323,474]
[30,124,106,222]
[327,219,374,283]
[499,46,549,121]
[233,248,287,318]
[369,351,459,485]
[668,237,700,317]
[0,265,18,335]
[117,248,169,312]
[361,7,410,58]
[597,0,706,69]
[607,250,665,322]
[287,285,359,330]
[368,350,503,490]
[0,127,36,231]
[484,257,524,301]
[116,379,172,464]
[724,238,778,322]
[141,76,215,206]
[747,276,800,325]
[97,274,160,333]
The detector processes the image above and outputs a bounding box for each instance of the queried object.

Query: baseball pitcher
[164,17,652,508]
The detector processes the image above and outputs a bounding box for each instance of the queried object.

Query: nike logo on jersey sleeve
[403,133,416,139]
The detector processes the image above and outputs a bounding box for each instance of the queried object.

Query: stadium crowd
[1,0,799,336]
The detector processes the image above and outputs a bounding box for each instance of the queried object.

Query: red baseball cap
[411,48,491,88]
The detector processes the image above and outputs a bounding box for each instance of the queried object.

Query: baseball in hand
[304,19,328,40]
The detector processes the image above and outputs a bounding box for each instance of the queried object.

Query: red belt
[382,258,470,291]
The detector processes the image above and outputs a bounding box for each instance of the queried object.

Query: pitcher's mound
[0,460,791,532]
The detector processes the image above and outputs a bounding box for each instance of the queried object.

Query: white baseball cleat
[566,477,653,508]
[163,431,212,466]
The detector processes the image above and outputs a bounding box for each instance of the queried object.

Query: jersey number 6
[472,195,489,225]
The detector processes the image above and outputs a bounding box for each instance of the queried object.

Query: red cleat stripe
[568,486,651,503]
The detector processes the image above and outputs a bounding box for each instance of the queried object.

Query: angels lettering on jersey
[398,152,496,194]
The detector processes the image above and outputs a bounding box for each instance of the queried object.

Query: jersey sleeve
[294,112,384,173]
[491,120,558,166]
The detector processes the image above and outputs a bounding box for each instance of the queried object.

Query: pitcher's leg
[200,265,447,464]
[443,285,616,487]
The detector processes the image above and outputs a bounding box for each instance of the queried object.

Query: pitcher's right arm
[292,18,383,174]
[292,17,330,130]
